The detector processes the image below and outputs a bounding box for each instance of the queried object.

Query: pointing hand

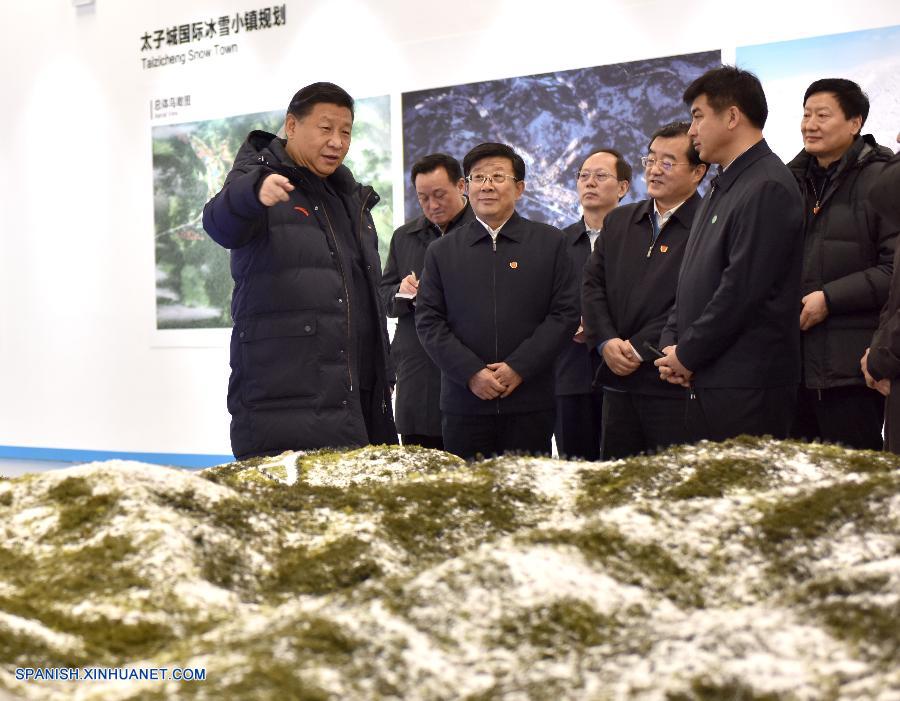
[258,173,294,206]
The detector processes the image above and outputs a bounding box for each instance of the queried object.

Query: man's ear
[693,163,707,186]
[284,113,297,138]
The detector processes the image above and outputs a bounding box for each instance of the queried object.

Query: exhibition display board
[1,0,898,463]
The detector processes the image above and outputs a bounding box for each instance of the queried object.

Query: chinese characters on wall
[140,6,286,51]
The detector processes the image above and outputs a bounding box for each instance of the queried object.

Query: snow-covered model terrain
[0,438,897,700]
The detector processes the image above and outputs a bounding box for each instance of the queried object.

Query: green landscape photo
[152,96,392,330]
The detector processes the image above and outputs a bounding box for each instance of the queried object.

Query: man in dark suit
[583,122,707,458]
[380,154,473,450]
[655,66,804,441]
[416,142,580,460]
[555,148,631,460]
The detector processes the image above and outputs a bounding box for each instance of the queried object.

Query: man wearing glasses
[416,142,580,460]
[554,149,631,460]
[582,122,707,459]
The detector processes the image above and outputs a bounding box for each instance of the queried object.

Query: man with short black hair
[203,81,397,458]
[416,142,580,459]
[788,78,897,449]
[380,154,473,449]
[583,122,707,458]
[554,148,631,460]
[655,66,804,441]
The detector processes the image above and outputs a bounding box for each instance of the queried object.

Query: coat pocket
[238,311,319,404]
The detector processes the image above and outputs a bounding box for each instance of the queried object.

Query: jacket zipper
[647,208,666,258]
[356,189,388,414]
[357,188,373,247]
[321,205,354,393]
[259,153,367,401]
[492,235,500,414]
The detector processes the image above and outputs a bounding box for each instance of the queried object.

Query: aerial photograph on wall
[402,50,721,228]
[151,96,392,330]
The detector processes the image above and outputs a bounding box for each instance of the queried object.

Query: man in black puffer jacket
[788,78,899,450]
[203,82,397,459]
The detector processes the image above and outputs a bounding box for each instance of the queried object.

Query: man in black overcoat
[583,122,707,458]
[554,148,630,460]
[416,142,579,460]
[380,154,473,449]
[655,67,804,441]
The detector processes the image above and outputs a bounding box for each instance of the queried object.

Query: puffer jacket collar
[789,134,894,215]
[789,134,894,181]
[240,129,381,209]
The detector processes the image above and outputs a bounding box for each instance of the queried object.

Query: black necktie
[709,165,724,191]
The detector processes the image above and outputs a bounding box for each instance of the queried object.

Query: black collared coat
[379,204,474,435]
[415,212,580,415]
[554,219,596,396]
[583,193,701,396]
[202,130,397,458]
[660,140,804,388]
[788,135,898,389]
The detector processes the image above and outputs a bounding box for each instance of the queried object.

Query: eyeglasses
[576,169,616,183]
[641,156,690,171]
[465,173,518,186]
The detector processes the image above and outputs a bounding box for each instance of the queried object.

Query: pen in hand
[397,270,419,299]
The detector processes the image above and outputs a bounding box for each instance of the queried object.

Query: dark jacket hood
[238,129,380,206]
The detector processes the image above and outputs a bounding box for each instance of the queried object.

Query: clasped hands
[603,338,640,376]
[468,363,522,400]
[654,345,693,387]
[861,347,891,397]
[604,338,692,387]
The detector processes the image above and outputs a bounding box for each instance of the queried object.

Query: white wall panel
[0,0,898,457]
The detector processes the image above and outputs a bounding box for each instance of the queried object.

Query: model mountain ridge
[0,438,897,700]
